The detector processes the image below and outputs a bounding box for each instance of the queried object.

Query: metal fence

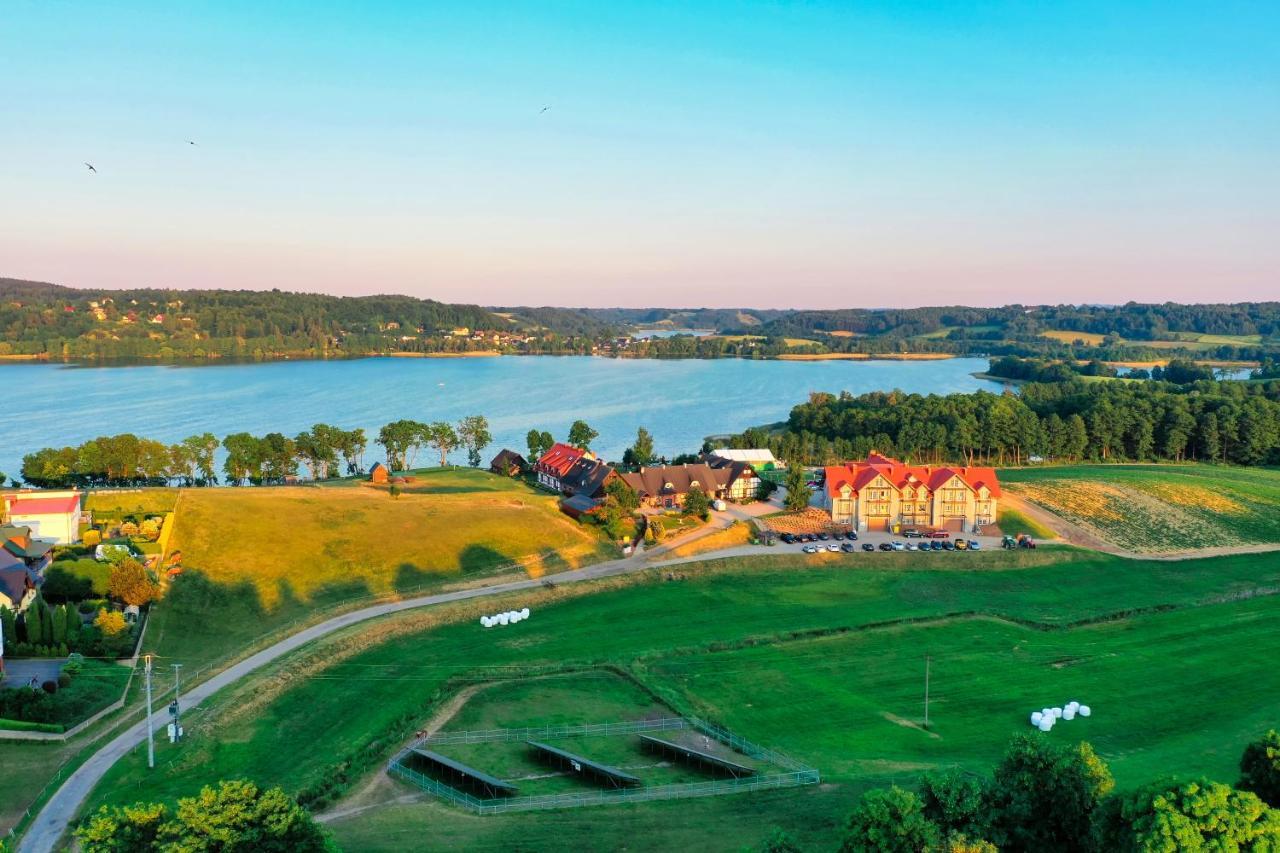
[389,716,819,814]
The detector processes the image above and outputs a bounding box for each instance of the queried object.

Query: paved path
[16,529,743,853]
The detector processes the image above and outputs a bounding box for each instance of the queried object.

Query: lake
[0,356,1002,479]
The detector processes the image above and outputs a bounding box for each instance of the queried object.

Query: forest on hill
[3,277,1278,363]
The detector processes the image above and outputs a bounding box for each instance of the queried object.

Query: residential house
[559,493,601,520]
[0,551,38,613]
[704,456,762,502]
[1,525,54,575]
[533,443,589,492]
[2,492,82,545]
[620,462,754,509]
[823,454,1000,533]
[560,457,620,499]
[488,449,528,477]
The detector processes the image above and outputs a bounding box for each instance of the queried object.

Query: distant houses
[0,523,51,614]
[822,453,1000,533]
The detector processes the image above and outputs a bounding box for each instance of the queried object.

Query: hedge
[0,718,65,733]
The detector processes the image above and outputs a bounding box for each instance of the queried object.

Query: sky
[2,1,1277,309]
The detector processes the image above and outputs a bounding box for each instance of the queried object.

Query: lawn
[79,547,1280,851]
[144,468,617,669]
[995,505,1056,540]
[84,489,179,518]
[1000,464,1280,552]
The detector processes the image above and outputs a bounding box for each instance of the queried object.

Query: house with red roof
[533,443,593,492]
[823,454,999,533]
[2,491,83,545]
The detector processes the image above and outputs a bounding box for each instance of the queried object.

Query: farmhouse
[488,449,528,477]
[369,462,390,484]
[620,461,756,509]
[704,456,762,502]
[2,491,82,545]
[823,454,999,533]
[533,443,590,492]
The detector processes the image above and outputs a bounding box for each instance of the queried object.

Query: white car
[906,542,919,551]
[826,544,840,553]
[891,541,906,551]
[802,544,819,554]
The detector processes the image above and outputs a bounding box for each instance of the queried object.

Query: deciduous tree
[840,786,940,853]
[108,559,159,607]
[1241,730,1280,807]
[568,420,598,450]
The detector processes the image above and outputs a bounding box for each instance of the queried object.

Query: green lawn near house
[145,468,617,670]
[80,547,1280,851]
[999,464,1280,552]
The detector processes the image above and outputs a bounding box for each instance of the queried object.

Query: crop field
[1000,464,1280,552]
[79,547,1280,851]
[143,468,616,669]
[1040,329,1108,346]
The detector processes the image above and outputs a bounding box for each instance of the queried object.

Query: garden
[0,655,132,733]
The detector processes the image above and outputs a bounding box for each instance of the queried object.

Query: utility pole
[923,655,932,730]
[171,663,183,742]
[144,655,155,767]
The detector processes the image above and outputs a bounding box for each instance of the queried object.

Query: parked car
[802,544,819,554]
[942,540,956,551]
[891,541,906,551]
[826,544,840,553]
[903,529,922,539]
[816,532,829,541]
[846,530,858,540]
[841,542,857,553]
[878,543,893,552]
[954,538,969,550]
[862,543,875,552]
[906,542,919,551]
[780,533,795,544]
[929,531,950,540]
[930,541,943,551]
[968,540,981,550]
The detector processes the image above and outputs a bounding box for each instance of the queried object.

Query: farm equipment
[1001,535,1017,550]
[1017,534,1037,549]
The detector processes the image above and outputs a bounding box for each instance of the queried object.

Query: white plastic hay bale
[498,613,510,626]
[1078,705,1091,717]
[1031,712,1043,726]
[479,616,487,626]
[1038,719,1054,732]
[1051,707,1063,719]
[521,607,531,619]
[1063,707,1076,721]
[1066,701,1080,712]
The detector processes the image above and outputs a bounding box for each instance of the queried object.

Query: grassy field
[1001,464,1280,552]
[661,521,752,558]
[995,505,1056,540]
[84,489,179,518]
[79,547,1280,851]
[1041,329,1108,345]
[143,468,616,669]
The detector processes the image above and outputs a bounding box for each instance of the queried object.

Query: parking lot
[772,528,1009,555]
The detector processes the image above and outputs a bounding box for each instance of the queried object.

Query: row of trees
[20,416,492,487]
[825,730,1280,852]
[733,378,1280,467]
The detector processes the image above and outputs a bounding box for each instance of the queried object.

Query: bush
[119,521,139,536]
[840,786,940,853]
[82,529,102,547]
[57,672,72,688]
[139,517,162,541]
[94,610,128,637]
[1241,730,1280,807]
[41,680,57,694]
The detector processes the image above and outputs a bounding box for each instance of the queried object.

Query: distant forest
[2,277,1278,363]
[727,375,1280,468]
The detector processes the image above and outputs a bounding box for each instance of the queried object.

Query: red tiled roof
[535,443,587,478]
[824,456,1000,499]
[5,495,81,516]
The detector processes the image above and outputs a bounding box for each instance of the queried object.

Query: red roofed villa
[822,454,999,534]
[533,443,593,492]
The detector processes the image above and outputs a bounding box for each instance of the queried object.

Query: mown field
[142,468,617,668]
[80,547,1280,851]
[1001,464,1280,552]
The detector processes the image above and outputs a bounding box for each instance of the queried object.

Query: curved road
[18,550,679,853]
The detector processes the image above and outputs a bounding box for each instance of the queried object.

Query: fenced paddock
[387,716,819,814]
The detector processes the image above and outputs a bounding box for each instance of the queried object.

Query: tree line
[729,378,1280,467]
[809,729,1280,852]
[20,416,492,488]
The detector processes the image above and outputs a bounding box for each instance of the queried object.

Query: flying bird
[186,140,197,145]
[539,105,549,114]
[84,162,97,173]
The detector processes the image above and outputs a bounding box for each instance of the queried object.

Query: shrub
[120,521,139,537]
[139,518,162,541]
[108,558,159,607]
[94,610,128,637]
[82,529,102,547]
[57,672,72,688]
[840,786,940,853]
[41,680,57,694]
[1241,730,1280,807]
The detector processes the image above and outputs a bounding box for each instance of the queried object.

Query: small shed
[559,493,600,520]
[488,449,528,477]
[369,462,389,484]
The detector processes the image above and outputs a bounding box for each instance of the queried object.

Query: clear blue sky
[3,1,1276,307]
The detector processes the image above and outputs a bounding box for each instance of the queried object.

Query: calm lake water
[0,356,1002,478]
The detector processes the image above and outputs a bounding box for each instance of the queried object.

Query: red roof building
[822,454,999,533]
[533,443,592,492]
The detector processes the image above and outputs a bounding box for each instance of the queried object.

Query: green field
[1001,464,1280,552]
[78,547,1280,851]
[144,468,617,669]
[84,489,180,519]
[995,505,1056,540]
